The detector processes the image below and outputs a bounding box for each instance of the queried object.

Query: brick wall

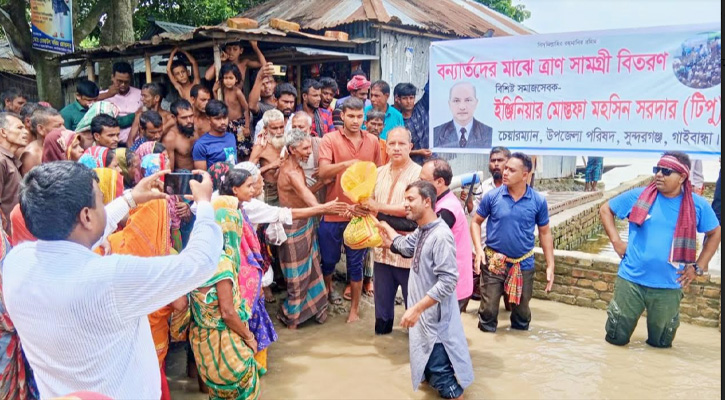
[545,176,651,250]
[532,249,721,328]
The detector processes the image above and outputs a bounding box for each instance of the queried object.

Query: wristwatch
[122,190,137,209]
[690,263,704,276]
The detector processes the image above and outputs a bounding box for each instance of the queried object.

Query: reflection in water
[168,296,721,399]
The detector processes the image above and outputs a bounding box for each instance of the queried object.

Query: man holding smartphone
[3,162,221,398]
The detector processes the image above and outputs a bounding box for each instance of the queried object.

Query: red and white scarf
[629,155,697,264]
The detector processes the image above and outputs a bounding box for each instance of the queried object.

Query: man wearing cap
[599,151,720,348]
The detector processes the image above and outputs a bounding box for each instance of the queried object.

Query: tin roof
[0,41,35,75]
[239,0,534,37]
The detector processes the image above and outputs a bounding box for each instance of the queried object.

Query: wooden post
[86,61,96,82]
[296,64,302,103]
[213,43,222,99]
[144,52,152,83]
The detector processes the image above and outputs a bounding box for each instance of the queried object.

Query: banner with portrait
[31,0,74,54]
[429,24,721,159]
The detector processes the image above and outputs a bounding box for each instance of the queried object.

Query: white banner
[429,24,721,159]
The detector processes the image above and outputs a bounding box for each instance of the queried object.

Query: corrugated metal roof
[152,20,195,36]
[0,41,35,75]
[239,0,534,37]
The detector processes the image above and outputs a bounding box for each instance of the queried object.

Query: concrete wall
[531,249,721,328]
[546,175,651,250]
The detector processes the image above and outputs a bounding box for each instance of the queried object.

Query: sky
[515,0,720,33]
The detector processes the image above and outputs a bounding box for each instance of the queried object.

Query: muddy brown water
[168,291,721,400]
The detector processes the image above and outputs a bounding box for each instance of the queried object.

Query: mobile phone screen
[164,173,202,196]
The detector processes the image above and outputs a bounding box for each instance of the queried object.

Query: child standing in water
[214,63,252,161]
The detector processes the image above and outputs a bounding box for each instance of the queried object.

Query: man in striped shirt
[3,161,222,398]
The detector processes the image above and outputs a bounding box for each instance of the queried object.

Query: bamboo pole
[213,43,222,99]
[144,52,152,83]
[296,64,302,103]
[85,61,96,82]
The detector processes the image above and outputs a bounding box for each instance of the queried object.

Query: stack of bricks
[532,249,721,329]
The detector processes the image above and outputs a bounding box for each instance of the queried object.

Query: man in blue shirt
[471,152,556,333]
[364,80,404,141]
[600,151,720,348]
[192,100,237,170]
[394,82,432,164]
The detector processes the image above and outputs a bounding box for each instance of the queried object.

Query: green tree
[476,0,531,23]
[0,0,137,107]
[133,0,264,39]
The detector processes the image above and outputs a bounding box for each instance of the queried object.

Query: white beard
[270,136,285,149]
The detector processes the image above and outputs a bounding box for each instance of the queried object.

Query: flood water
[168,290,721,399]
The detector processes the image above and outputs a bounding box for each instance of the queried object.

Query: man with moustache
[129,110,163,152]
[249,109,286,205]
[434,81,492,149]
[461,147,511,304]
[364,80,404,141]
[90,114,121,150]
[319,77,339,111]
[290,112,326,203]
[96,61,142,145]
[190,84,211,137]
[276,128,336,329]
[164,99,198,171]
[20,107,65,175]
[298,79,334,137]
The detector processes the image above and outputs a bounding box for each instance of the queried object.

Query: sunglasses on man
[653,166,676,176]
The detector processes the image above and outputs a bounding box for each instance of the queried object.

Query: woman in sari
[78,146,120,171]
[219,169,278,371]
[1,228,39,399]
[115,148,141,189]
[42,128,83,162]
[93,168,125,206]
[140,153,184,252]
[190,174,262,399]
[106,197,183,400]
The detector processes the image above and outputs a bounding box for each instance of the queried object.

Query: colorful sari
[42,128,80,162]
[140,155,182,251]
[190,196,261,399]
[8,205,35,247]
[1,229,39,399]
[93,168,124,205]
[106,199,173,400]
[136,141,157,161]
[238,207,278,370]
[208,162,233,191]
[79,146,112,169]
[74,101,119,133]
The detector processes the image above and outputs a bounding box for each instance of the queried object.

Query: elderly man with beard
[164,99,198,172]
[291,112,326,203]
[20,106,65,175]
[254,83,296,138]
[377,180,474,399]
[250,109,286,206]
[276,128,339,329]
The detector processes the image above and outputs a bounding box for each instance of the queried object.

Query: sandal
[343,284,352,301]
[363,280,374,297]
[329,291,343,305]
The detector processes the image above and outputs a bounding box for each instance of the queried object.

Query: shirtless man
[20,107,65,175]
[128,82,173,146]
[166,47,200,102]
[190,84,211,137]
[204,41,266,85]
[249,109,285,205]
[164,99,199,171]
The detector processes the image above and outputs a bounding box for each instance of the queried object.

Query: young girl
[214,62,253,161]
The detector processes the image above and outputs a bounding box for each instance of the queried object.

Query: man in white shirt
[461,146,510,302]
[2,161,221,398]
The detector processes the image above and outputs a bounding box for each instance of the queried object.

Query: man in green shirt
[60,80,99,130]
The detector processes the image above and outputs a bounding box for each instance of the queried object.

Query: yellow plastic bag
[344,215,383,249]
[341,161,378,203]
[341,161,382,249]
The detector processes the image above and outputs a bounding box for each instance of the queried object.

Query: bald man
[433,82,492,149]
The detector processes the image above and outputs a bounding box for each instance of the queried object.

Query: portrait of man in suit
[433,81,493,149]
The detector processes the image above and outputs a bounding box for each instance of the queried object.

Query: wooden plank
[144,53,152,83]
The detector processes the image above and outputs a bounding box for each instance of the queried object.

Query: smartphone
[164,173,202,196]
[271,64,287,76]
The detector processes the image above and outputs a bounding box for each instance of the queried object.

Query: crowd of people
[673,35,721,88]
[0,38,721,400]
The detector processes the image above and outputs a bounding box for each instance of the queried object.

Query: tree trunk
[98,0,136,87]
[32,52,64,108]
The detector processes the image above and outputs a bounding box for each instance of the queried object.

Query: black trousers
[477,268,535,332]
